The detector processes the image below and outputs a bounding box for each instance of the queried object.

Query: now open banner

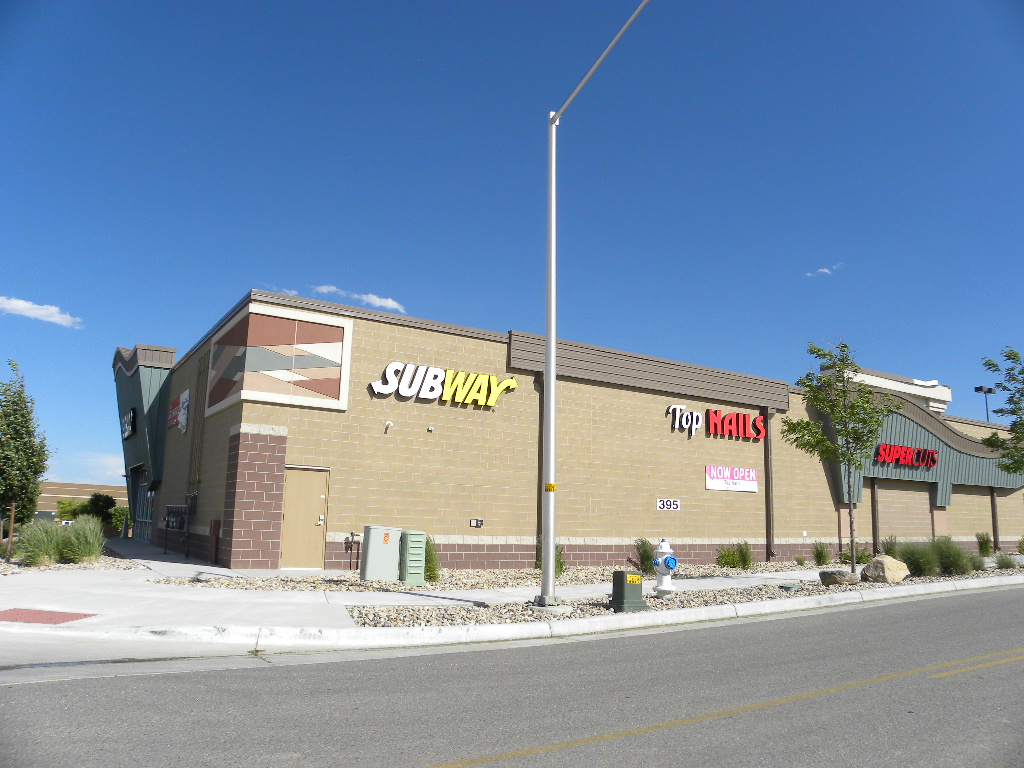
[705,465,759,493]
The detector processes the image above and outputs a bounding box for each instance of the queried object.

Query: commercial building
[112,290,1024,570]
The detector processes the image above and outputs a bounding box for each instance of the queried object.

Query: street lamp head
[975,386,996,395]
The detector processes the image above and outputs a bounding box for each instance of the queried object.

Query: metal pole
[538,112,559,605]
[536,0,651,607]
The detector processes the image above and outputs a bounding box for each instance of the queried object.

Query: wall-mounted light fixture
[469,519,484,528]
[384,420,394,434]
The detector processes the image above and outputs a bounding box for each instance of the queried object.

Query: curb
[5,573,1023,650]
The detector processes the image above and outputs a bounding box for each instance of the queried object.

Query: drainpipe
[990,487,1000,552]
[762,407,775,561]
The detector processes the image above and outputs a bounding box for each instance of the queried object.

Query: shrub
[811,541,830,566]
[995,552,1017,570]
[534,541,566,577]
[83,493,117,526]
[837,546,873,564]
[975,531,994,558]
[1018,536,1024,556]
[716,541,753,569]
[929,537,976,576]
[880,536,899,556]
[15,522,63,566]
[896,542,938,577]
[630,538,657,576]
[110,506,130,532]
[424,535,440,582]
[794,555,806,567]
[59,515,105,563]
[55,499,86,521]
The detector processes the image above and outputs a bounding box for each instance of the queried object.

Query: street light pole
[537,0,651,606]
[975,386,996,422]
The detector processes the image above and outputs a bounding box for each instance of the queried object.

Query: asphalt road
[2,587,1023,768]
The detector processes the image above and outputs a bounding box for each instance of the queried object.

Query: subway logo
[370,361,518,407]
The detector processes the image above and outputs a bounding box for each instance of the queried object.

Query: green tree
[781,343,901,573]
[0,360,51,561]
[83,493,117,525]
[981,348,1024,474]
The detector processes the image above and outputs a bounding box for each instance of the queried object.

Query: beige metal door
[279,468,328,568]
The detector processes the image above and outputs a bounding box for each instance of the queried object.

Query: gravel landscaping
[0,547,144,576]
[148,561,1024,628]
[5,548,1022,628]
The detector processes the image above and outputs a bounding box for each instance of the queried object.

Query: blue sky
[2,0,1023,484]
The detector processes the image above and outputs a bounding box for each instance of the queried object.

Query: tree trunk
[846,466,856,574]
[4,504,14,564]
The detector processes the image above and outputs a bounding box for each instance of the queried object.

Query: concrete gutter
[6,573,1022,650]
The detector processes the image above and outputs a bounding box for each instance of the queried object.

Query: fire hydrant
[651,539,677,597]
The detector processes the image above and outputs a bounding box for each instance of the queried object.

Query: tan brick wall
[554,382,767,541]
[995,487,1024,545]
[943,419,1005,441]
[771,394,842,543]
[946,485,993,539]
[158,350,238,537]
[242,319,541,544]
[874,479,932,539]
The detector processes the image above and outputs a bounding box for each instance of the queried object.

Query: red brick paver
[0,608,95,624]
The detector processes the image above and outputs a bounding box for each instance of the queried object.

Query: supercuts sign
[667,405,765,440]
[371,362,518,407]
[876,443,938,468]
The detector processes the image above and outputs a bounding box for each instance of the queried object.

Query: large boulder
[860,555,910,584]
[819,569,861,586]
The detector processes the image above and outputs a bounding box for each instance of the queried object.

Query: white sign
[656,499,680,511]
[705,465,758,493]
[666,404,702,436]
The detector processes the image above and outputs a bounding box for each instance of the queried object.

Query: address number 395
[656,499,680,511]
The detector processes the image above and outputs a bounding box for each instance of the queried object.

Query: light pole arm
[551,0,653,124]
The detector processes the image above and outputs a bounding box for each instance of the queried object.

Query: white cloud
[805,262,846,278]
[45,452,125,485]
[0,296,82,328]
[311,285,406,314]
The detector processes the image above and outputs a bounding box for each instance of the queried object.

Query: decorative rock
[860,555,910,584]
[819,569,861,586]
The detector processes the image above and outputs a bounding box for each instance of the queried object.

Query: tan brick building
[112,290,1024,570]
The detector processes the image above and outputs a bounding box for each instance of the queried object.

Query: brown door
[279,468,328,568]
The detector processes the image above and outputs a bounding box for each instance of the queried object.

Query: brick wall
[221,429,287,568]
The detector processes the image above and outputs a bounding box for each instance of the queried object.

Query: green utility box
[399,530,427,587]
[610,570,649,613]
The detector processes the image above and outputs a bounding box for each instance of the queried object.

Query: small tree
[781,343,901,573]
[83,493,117,526]
[981,348,1024,474]
[0,361,51,562]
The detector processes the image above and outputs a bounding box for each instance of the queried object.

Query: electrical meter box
[610,570,649,612]
[360,525,402,581]
[399,530,428,587]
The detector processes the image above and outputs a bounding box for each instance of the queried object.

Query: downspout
[990,487,1000,552]
[762,407,775,561]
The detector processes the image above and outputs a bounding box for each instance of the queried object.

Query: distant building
[36,482,129,522]
[112,289,1024,570]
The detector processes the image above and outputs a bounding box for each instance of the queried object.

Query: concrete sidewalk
[1,538,1022,657]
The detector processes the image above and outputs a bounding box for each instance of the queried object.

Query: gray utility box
[360,525,402,581]
[610,570,649,612]
[399,530,427,587]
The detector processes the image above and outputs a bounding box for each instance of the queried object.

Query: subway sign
[875,443,938,467]
[371,361,518,407]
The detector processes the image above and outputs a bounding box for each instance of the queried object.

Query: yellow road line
[930,653,1024,679]
[420,646,1024,768]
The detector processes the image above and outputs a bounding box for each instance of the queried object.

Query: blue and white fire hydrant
[652,538,677,597]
